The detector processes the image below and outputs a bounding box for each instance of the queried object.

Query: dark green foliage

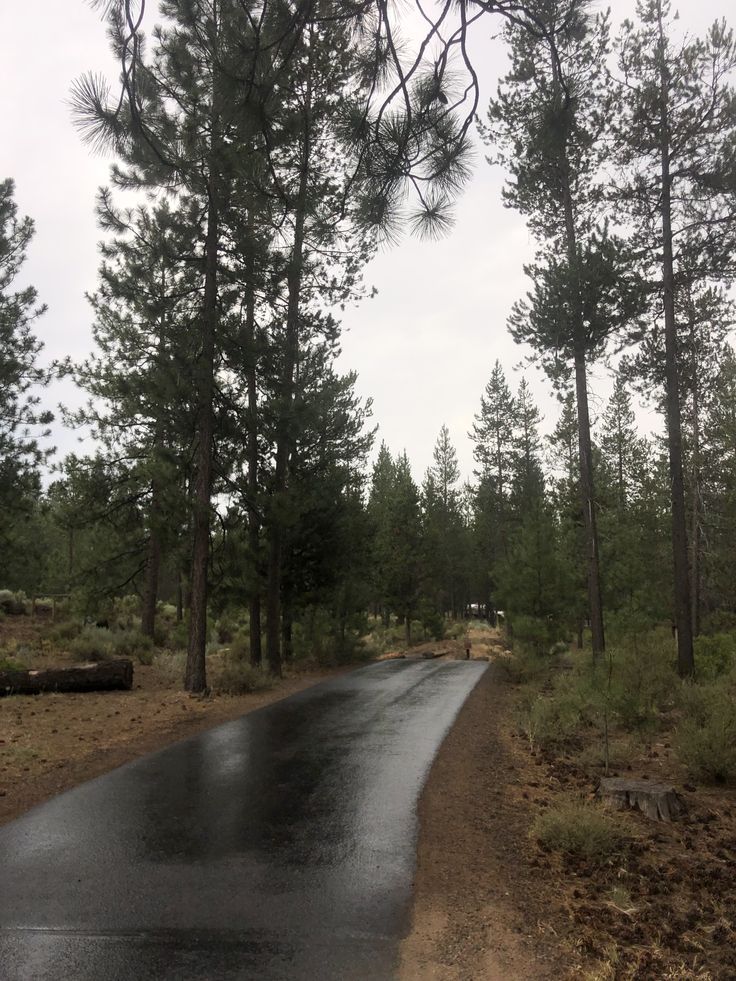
[0,180,52,588]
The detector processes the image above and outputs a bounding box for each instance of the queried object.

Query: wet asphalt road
[0,659,487,981]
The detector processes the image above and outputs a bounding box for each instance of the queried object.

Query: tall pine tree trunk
[689,308,702,638]
[573,349,605,655]
[141,478,161,639]
[554,48,605,657]
[265,46,312,678]
[657,3,694,677]
[185,182,218,692]
[244,231,262,667]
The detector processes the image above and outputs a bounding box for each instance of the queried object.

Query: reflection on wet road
[0,659,487,980]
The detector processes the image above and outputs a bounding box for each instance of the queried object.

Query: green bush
[518,672,599,750]
[606,633,677,732]
[701,610,736,635]
[511,615,559,654]
[676,685,736,783]
[48,620,82,644]
[112,594,141,627]
[0,590,26,615]
[111,629,154,664]
[533,800,626,861]
[693,633,736,681]
[215,613,238,644]
[445,621,465,640]
[169,620,189,650]
[69,627,115,662]
[361,619,406,656]
[227,630,253,661]
[503,644,554,684]
[0,655,25,672]
[69,626,153,664]
[216,656,273,695]
[290,606,367,665]
[417,606,445,641]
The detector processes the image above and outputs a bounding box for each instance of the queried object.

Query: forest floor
[0,615,352,827]
[400,623,736,980]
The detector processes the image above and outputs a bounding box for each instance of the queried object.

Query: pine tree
[0,179,52,583]
[613,0,736,674]
[422,425,465,619]
[470,360,517,572]
[74,198,196,636]
[485,0,642,656]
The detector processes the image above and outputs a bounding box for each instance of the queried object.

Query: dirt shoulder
[0,660,351,827]
[399,659,578,981]
[400,629,736,980]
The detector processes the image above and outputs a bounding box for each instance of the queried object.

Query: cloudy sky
[0,1,731,483]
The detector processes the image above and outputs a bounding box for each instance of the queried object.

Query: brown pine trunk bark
[553,50,605,658]
[141,482,161,640]
[244,228,262,667]
[281,589,293,661]
[185,183,218,692]
[657,3,694,677]
[688,305,702,638]
[574,349,605,656]
[265,43,313,678]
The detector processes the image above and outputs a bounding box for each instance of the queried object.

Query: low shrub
[48,620,82,644]
[693,633,736,681]
[518,671,599,750]
[290,606,367,665]
[69,626,153,664]
[111,629,154,664]
[510,615,564,655]
[215,613,238,644]
[606,633,677,732]
[0,590,26,615]
[216,656,273,695]
[676,684,736,783]
[152,650,186,685]
[701,610,736,635]
[0,655,25,672]
[169,621,189,650]
[361,621,406,656]
[445,621,465,641]
[533,800,626,861]
[69,627,114,663]
[503,644,555,685]
[111,594,140,629]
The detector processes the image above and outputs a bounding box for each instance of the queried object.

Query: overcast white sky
[0,1,731,484]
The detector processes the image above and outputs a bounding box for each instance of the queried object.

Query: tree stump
[597,777,685,822]
[0,659,134,696]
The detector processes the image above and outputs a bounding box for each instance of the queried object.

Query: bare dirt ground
[400,625,736,980]
[0,616,349,827]
[399,627,576,981]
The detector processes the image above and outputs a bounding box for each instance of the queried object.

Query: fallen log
[597,777,685,822]
[0,659,133,696]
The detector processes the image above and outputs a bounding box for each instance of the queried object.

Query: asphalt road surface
[0,658,487,980]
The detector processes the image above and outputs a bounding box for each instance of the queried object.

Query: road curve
[0,659,487,980]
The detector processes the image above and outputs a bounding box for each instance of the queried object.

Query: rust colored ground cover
[400,629,736,980]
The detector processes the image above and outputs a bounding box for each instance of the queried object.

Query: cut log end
[597,777,686,822]
[0,659,134,696]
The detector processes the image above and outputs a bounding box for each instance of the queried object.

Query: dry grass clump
[215,655,273,695]
[533,799,627,862]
